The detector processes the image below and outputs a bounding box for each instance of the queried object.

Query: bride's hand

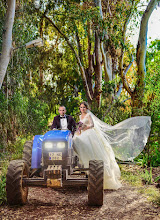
[79,127,83,131]
[81,125,89,131]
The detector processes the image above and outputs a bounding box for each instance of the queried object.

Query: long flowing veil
[88,110,151,161]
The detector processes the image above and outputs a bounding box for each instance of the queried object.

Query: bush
[0,160,9,205]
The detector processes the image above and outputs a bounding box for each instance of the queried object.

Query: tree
[0,0,50,147]
[34,0,160,112]
[141,39,160,166]
[127,0,159,115]
[0,0,16,89]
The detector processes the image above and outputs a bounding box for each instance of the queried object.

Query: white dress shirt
[60,115,68,129]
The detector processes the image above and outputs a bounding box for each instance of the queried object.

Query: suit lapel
[66,115,69,122]
[58,115,61,128]
[66,115,69,128]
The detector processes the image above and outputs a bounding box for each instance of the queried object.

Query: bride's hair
[80,101,89,109]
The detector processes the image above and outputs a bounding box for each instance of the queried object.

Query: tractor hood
[31,130,72,169]
[43,130,71,142]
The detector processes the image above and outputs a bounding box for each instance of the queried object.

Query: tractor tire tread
[88,160,104,206]
[6,160,29,205]
[22,141,33,169]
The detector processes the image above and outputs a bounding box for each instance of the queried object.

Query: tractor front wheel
[6,160,29,205]
[88,160,104,206]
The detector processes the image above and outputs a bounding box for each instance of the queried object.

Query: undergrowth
[120,169,142,186]
[0,160,9,205]
[0,135,32,205]
[138,186,160,206]
[120,164,160,206]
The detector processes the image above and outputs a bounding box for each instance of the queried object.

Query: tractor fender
[31,135,44,168]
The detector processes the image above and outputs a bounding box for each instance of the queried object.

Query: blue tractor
[6,130,104,206]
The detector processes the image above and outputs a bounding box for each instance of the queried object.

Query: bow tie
[60,116,66,119]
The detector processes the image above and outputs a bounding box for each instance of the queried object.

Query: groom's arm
[70,116,76,134]
[51,116,57,130]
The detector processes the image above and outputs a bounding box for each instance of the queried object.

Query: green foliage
[134,40,160,167]
[25,97,49,134]
[0,135,32,205]
[120,165,160,206]
[135,40,160,167]
[136,144,160,167]
[0,160,8,205]
[97,98,131,126]
[120,169,142,186]
[141,168,153,185]
[0,172,7,205]
[0,0,52,149]
[102,81,115,94]
[138,186,160,206]
[155,176,160,183]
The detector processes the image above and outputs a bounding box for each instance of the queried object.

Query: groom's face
[59,106,66,116]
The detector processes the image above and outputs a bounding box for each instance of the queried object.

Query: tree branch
[116,54,134,97]
[40,16,44,39]
[124,55,134,75]
[74,22,83,64]
[94,0,103,18]
[100,42,111,81]
[87,22,93,73]
[119,2,134,96]
[43,14,93,101]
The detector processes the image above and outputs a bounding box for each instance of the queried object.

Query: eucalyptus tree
[142,40,160,166]
[125,0,160,115]
[34,0,159,113]
[0,0,16,89]
[0,0,50,146]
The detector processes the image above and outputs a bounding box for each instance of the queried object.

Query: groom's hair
[59,106,66,110]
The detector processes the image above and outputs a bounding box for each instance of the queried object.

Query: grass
[120,169,142,186]
[119,164,143,187]
[138,186,160,206]
[120,164,160,206]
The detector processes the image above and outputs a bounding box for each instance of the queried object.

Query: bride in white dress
[73,101,151,190]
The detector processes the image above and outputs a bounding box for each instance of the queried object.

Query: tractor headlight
[57,142,65,149]
[44,142,53,149]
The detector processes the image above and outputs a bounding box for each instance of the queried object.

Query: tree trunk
[132,0,158,115]
[93,31,102,108]
[39,62,44,90]
[131,90,143,116]
[0,0,16,89]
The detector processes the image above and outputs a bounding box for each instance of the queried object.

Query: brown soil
[1,165,160,219]
[0,182,160,220]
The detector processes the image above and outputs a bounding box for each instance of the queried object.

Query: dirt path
[0,182,160,220]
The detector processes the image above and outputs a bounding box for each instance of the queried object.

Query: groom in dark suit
[51,106,76,135]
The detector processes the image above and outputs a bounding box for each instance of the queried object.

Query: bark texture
[0,0,16,89]
[132,0,158,114]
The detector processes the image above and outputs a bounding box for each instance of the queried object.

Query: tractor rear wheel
[6,160,29,205]
[22,141,32,169]
[88,160,104,206]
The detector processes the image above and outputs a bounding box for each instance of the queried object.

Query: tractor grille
[42,141,73,170]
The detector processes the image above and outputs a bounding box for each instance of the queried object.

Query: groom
[51,106,76,135]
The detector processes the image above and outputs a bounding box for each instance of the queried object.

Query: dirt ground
[0,181,160,220]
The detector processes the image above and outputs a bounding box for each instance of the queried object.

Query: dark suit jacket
[51,115,76,135]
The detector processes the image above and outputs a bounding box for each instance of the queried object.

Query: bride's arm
[82,114,94,131]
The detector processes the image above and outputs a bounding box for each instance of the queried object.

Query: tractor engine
[41,130,74,187]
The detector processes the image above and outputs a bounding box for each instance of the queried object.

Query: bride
[73,101,151,190]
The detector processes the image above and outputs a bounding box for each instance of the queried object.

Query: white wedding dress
[73,111,151,190]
